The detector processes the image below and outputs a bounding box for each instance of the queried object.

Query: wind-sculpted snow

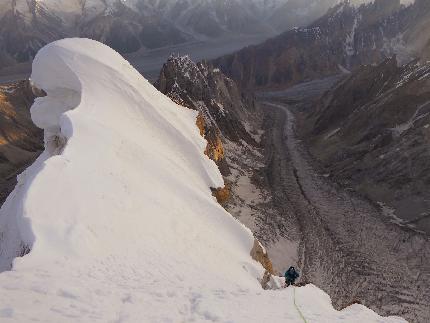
[0,39,407,322]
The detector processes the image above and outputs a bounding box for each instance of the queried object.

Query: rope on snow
[293,287,308,323]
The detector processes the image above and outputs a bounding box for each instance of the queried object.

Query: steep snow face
[0,39,407,322]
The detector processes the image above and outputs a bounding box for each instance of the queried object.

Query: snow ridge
[0,39,408,323]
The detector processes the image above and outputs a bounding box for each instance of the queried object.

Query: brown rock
[0,80,43,205]
[155,55,256,178]
[210,185,230,205]
[250,238,274,275]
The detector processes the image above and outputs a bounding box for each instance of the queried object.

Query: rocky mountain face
[213,0,430,89]
[0,80,43,204]
[0,0,345,69]
[154,56,263,207]
[155,56,290,276]
[0,0,188,65]
[155,56,283,285]
[0,1,68,68]
[298,57,430,233]
[155,55,256,175]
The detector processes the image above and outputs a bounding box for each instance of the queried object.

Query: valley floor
[257,91,430,323]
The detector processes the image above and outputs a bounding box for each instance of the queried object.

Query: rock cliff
[0,80,43,204]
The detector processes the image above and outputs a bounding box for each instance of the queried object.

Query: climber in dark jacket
[284,266,299,287]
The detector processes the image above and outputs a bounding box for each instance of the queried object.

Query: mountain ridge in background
[0,0,348,70]
[213,0,429,89]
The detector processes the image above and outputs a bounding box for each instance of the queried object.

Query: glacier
[0,38,407,323]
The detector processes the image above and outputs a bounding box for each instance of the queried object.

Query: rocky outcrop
[211,185,230,205]
[155,55,281,287]
[155,55,256,176]
[155,56,282,280]
[155,55,256,207]
[0,80,43,204]
[250,239,274,275]
[250,238,276,289]
[213,0,430,89]
[300,57,430,233]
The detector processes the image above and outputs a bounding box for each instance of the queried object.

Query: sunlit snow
[0,38,408,323]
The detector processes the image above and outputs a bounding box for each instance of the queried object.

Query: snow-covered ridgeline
[0,39,407,322]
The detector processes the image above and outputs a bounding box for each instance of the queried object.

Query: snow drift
[0,38,407,322]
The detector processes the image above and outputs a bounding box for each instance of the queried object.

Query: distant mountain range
[0,0,345,69]
[214,0,428,89]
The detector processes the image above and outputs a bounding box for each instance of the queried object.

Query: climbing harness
[293,287,308,323]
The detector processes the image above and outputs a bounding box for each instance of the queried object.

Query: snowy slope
[0,38,407,323]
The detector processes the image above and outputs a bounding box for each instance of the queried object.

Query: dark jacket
[285,267,299,281]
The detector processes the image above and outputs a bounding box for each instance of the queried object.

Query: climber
[284,266,300,287]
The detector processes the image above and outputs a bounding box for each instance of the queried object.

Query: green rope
[293,287,309,323]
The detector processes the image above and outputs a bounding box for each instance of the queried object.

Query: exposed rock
[250,238,277,289]
[195,112,206,137]
[197,113,225,164]
[211,185,230,205]
[155,55,281,282]
[0,80,43,204]
[155,55,256,175]
[155,55,247,207]
[250,238,274,275]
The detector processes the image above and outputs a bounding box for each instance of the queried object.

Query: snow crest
[0,39,407,323]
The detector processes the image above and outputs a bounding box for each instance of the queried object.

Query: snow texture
[0,38,407,323]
